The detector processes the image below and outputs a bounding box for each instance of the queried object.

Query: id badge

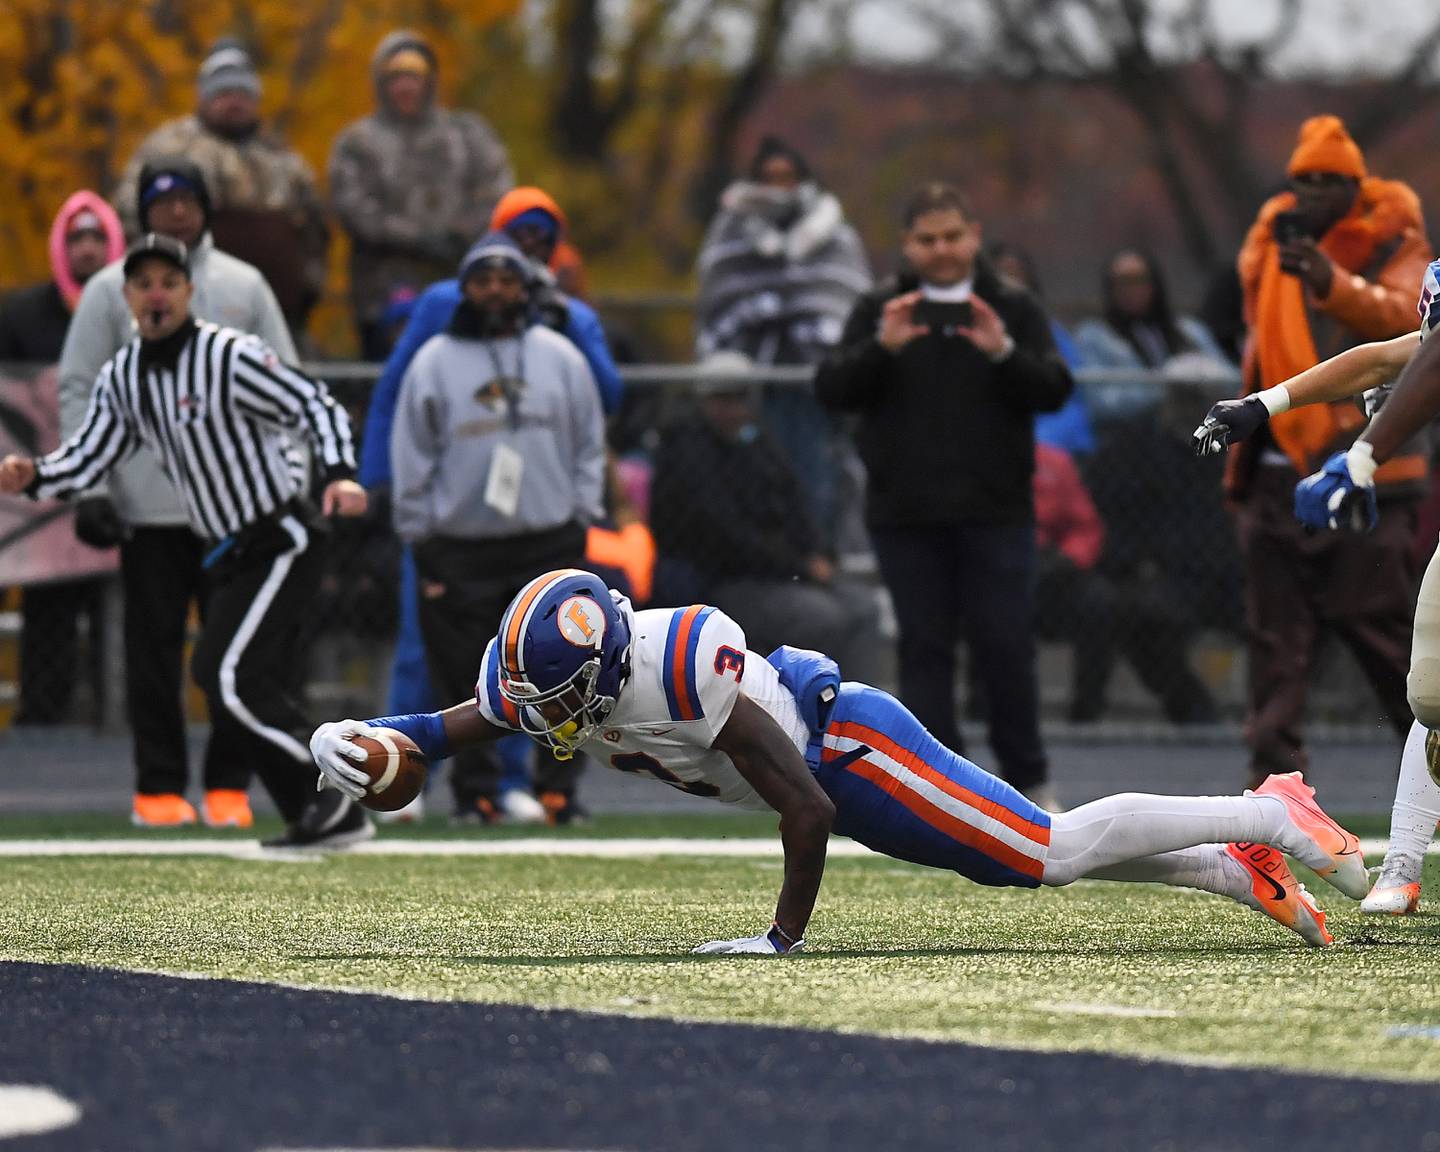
[485,442,524,517]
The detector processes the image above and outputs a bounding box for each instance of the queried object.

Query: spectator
[1034,441,1219,724]
[1228,114,1432,786]
[114,40,328,335]
[989,240,1096,456]
[2,234,369,850]
[815,182,1073,811]
[58,158,297,829]
[696,135,872,550]
[1075,248,1229,371]
[354,185,621,823]
[650,351,881,683]
[0,192,124,724]
[390,233,604,824]
[491,186,593,302]
[329,30,513,360]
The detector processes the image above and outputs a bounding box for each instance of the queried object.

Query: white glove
[692,927,804,955]
[310,719,372,800]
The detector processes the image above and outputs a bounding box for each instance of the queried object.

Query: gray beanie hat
[198,40,261,103]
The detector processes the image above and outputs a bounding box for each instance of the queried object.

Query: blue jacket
[359,279,622,488]
[1033,317,1096,456]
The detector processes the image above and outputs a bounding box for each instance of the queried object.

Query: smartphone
[915,299,974,334]
[1272,210,1308,244]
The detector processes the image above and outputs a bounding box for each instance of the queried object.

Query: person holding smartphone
[815,182,1073,812]
[1223,115,1432,790]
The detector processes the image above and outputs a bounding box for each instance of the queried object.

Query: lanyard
[483,333,526,432]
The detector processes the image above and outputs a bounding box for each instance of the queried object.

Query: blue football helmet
[496,569,632,759]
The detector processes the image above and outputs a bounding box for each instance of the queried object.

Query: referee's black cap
[123,233,191,281]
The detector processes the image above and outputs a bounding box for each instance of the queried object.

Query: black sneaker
[539,790,589,826]
[261,789,374,850]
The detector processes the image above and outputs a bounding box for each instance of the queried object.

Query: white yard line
[0,836,1415,859]
[0,836,870,859]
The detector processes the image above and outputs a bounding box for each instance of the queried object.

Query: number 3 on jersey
[611,751,720,798]
[714,646,744,682]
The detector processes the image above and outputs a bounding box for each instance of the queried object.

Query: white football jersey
[476,604,809,810]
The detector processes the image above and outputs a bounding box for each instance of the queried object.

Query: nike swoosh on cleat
[1246,868,1289,904]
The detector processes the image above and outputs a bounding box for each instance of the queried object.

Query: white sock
[1380,721,1440,884]
[1042,791,1323,886]
[1084,845,1226,893]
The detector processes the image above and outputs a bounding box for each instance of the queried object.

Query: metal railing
[2,358,1402,742]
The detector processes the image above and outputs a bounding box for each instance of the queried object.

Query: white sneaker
[1360,855,1422,915]
[1022,783,1066,814]
[499,788,548,824]
[375,792,425,825]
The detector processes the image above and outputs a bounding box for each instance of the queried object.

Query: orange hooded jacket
[1231,128,1432,495]
[489,187,589,299]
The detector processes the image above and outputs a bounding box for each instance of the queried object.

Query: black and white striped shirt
[33,320,355,540]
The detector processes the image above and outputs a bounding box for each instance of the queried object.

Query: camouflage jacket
[327,107,513,322]
[114,116,329,319]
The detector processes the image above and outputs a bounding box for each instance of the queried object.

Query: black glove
[73,496,130,550]
[1192,394,1270,457]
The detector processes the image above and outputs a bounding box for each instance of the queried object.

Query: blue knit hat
[458,231,531,283]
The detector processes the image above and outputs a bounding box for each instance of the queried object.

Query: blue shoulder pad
[766,645,841,738]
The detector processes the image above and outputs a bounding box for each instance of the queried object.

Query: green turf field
[3,818,1439,1082]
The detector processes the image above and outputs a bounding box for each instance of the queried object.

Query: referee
[0,234,371,849]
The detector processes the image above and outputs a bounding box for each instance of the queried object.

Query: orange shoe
[1249,771,1368,899]
[1223,842,1333,947]
[131,793,197,827]
[202,789,253,829]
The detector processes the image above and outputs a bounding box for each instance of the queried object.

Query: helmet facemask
[501,656,617,760]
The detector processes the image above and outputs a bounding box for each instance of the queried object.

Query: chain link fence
[0,359,1404,741]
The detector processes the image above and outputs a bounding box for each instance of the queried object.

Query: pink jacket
[49,191,125,310]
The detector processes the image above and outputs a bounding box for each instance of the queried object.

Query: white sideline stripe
[0,1085,82,1137]
[0,836,1415,859]
[1034,1001,1181,1019]
[0,837,877,859]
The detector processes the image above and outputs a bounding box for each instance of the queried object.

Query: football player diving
[1194,258,1440,915]
[311,570,1367,953]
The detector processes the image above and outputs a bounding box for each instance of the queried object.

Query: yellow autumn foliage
[0,0,518,348]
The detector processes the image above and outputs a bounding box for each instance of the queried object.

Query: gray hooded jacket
[391,324,605,543]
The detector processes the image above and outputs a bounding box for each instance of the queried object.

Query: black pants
[188,508,327,823]
[1033,556,1217,725]
[414,524,587,809]
[121,526,249,795]
[871,521,1048,791]
[17,578,106,724]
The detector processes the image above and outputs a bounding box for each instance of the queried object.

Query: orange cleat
[131,793,197,827]
[1249,771,1368,899]
[1224,842,1333,947]
[202,789,253,829]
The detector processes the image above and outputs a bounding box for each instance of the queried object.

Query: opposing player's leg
[1369,541,1440,913]
[1084,844,1332,947]
[1362,722,1436,913]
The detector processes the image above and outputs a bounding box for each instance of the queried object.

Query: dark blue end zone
[2,960,1437,1152]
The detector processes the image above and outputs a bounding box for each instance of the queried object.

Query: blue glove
[1294,450,1378,532]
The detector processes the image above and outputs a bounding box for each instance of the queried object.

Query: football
[347,726,428,812]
